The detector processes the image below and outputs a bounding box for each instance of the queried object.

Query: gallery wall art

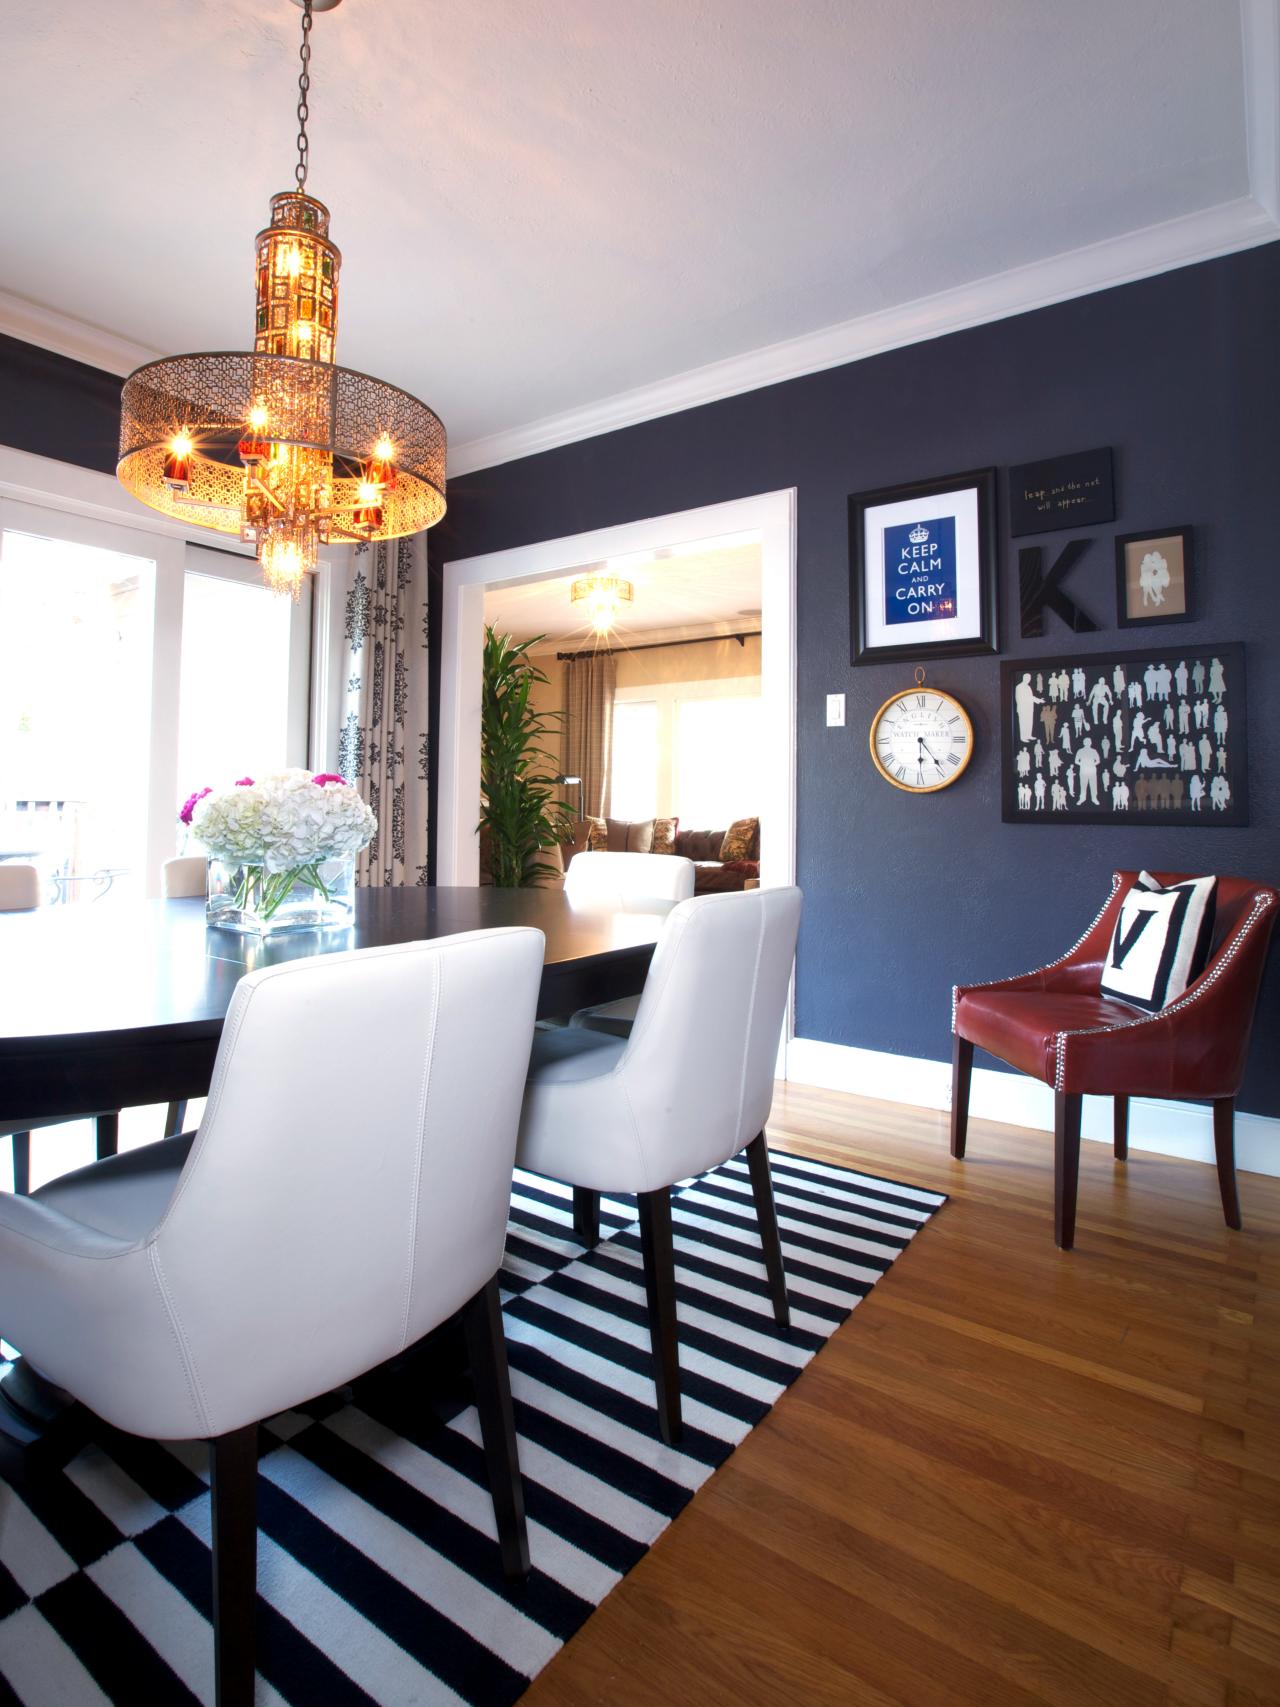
[1001,643,1247,826]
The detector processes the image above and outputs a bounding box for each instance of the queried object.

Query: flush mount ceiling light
[116,0,445,596]
[571,571,634,635]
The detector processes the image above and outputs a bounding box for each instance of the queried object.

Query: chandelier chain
[295,0,313,190]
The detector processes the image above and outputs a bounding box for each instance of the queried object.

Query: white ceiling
[1,2,1270,468]
[484,537,762,646]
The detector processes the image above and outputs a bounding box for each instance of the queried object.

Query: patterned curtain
[338,534,430,886]
[563,651,617,821]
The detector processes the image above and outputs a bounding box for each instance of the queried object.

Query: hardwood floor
[524,1081,1280,1707]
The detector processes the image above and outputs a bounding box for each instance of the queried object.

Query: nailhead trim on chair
[1051,890,1277,1091]
[951,873,1124,1034]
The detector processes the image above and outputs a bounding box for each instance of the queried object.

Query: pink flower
[179,787,211,825]
[234,776,255,787]
[312,773,346,788]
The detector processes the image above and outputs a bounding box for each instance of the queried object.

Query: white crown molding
[448,194,1280,476]
[0,288,159,376]
[1243,0,1280,222]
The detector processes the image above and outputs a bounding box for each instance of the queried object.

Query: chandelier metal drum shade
[571,572,633,635]
[116,0,445,595]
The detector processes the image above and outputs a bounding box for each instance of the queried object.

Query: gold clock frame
[869,667,975,794]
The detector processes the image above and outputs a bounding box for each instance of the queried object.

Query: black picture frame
[1009,446,1115,536]
[1000,643,1247,827]
[1115,526,1194,627]
[848,467,998,665]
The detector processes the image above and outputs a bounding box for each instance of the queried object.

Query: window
[0,502,316,900]
[610,700,658,820]
[177,550,301,797]
[674,694,763,826]
[0,528,156,903]
[610,676,761,826]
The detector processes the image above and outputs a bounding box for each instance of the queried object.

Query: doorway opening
[438,489,796,1024]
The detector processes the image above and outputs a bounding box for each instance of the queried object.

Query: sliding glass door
[0,500,314,900]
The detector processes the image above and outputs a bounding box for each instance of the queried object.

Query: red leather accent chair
[951,872,1278,1250]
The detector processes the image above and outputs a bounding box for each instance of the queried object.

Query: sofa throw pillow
[1099,871,1217,1014]
[652,815,679,855]
[719,816,759,862]
[585,815,608,851]
[605,817,655,853]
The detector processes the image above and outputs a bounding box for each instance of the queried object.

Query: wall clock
[869,668,974,793]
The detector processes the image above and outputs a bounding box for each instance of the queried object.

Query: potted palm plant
[479,627,575,887]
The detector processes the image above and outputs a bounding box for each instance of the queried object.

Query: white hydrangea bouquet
[185,769,375,933]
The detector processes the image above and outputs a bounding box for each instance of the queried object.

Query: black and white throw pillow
[1099,871,1217,1014]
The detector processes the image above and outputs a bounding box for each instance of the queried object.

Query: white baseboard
[785,1037,1280,1178]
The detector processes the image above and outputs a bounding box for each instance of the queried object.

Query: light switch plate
[826,693,846,727]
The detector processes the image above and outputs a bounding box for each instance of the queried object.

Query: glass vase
[205,855,356,935]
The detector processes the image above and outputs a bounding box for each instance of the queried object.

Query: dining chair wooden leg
[10,1133,30,1197]
[209,1421,258,1707]
[950,1036,973,1159]
[1054,1092,1083,1251]
[572,1186,600,1246]
[1113,1095,1129,1160]
[745,1132,790,1331]
[165,1101,189,1138]
[637,1187,682,1445]
[95,1113,119,1162]
[462,1276,530,1580]
[1213,1097,1242,1230]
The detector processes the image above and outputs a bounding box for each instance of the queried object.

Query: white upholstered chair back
[8,929,543,1438]
[0,863,40,910]
[617,887,800,1184]
[162,855,208,898]
[564,850,695,909]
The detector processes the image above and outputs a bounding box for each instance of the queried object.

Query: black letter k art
[1019,540,1099,638]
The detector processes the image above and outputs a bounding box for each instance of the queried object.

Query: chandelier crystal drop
[117,0,445,596]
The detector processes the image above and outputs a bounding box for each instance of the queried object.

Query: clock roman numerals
[870,685,974,793]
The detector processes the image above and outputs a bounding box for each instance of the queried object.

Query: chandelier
[571,572,633,635]
[116,0,445,596]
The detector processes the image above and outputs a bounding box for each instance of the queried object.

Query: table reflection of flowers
[184,770,375,933]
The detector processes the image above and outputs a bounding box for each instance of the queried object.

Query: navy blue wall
[433,245,1280,1114]
[4,249,1277,1111]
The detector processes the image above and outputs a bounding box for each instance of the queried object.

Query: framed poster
[1001,643,1247,826]
[848,468,998,665]
[1115,527,1193,627]
[1009,446,1115,536]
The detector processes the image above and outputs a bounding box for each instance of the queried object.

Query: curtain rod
[555,629,760,662]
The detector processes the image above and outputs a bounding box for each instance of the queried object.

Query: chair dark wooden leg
[1053,1092,1083,1251]
[95,1113,119,1162]
[165,1101,189,1138]
[637,1187,682,1445]
[461,1276,530,1580]
[1213,1097,1242,1230]
[209,1422,258,1707]
[1113,1095,1129,1161]
[950,1036,973,1159]
[745,1132,790,1331]
[11,1133,30,1196]
[572,1185,600,1246]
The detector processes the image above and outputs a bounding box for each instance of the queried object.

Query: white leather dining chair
[517,885,802,1443]
[559,851,696,1040]
[0,927,544,1707]
[162,854,208,898]
[0,864,123,1193]
[564,849,695,909]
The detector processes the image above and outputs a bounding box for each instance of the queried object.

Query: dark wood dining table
[0,886,670,1123]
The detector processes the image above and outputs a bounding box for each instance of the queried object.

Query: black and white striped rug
[0,1148,945,1705]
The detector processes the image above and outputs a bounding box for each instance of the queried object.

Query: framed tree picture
[848,467,998,665]
[1000,643,1247,826]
